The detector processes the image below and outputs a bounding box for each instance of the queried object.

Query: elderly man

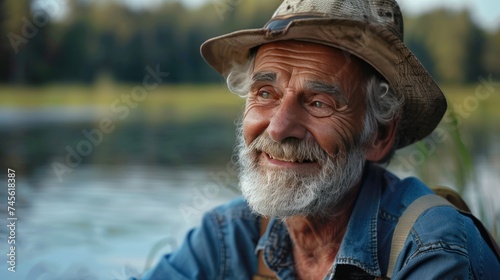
[140,0,500,279]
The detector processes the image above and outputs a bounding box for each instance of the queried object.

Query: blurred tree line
[0,0,499,85]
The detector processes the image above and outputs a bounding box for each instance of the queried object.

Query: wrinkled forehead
[254,40,350,64]
[252,41,375,90]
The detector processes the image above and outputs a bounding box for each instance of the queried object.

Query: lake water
[0,165,240,280]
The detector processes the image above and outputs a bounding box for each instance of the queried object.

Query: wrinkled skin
[243,41,368,166]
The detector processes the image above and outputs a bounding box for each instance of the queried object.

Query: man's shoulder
[400,203,500,276]
[388,176,500,276]
[381,174,475,244]
[411,204,469,245]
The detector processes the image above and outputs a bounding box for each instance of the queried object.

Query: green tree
[0,0,10,82]
[483,29,500,79]
[3,0,31,83]
[405,9,485,84]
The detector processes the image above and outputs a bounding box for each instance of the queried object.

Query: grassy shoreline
[0,83,498,121]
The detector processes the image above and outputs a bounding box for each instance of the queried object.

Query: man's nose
[267,96,308,142]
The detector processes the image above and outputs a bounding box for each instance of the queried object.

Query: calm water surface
[0,165,240,280]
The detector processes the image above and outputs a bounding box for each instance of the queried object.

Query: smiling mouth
[265,152,315,163]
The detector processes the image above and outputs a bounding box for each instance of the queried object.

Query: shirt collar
[333,163,389,277]
[255,217,297,278]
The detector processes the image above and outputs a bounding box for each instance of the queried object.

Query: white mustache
[248,133,329,165]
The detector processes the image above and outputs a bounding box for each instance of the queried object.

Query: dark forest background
[1,0,499,86]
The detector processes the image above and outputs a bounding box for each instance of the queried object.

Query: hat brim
[201,18,447,149]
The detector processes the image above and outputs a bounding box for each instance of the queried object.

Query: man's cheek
[242,112,267,146]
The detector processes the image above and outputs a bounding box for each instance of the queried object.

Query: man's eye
[258,90,272,99]
[312,101,324,108]
[306,99,335,117]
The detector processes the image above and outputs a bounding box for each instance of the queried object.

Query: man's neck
[284,183,360,279]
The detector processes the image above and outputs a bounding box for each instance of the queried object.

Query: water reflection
[0,165,239,279]
[0,106,238,178]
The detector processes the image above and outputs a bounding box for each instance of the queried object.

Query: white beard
[237,126,366,219]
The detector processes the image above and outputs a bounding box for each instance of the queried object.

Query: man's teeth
[268,154,311,163]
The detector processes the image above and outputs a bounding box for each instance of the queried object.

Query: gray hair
[226,57,256,97]
[361,77,404,163]
[226,57,405,163]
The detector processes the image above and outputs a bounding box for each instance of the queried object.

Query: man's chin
[246,200,315,219]
[240,177,321,218]
[240,166,362,220]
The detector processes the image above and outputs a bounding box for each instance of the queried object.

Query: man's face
[238,40,370,218]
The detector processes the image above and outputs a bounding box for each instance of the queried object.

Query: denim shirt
[138,164,500,279]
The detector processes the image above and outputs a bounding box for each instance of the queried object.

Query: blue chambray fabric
[135,163,500,279]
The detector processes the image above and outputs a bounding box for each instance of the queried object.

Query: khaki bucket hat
[201,0,447,149]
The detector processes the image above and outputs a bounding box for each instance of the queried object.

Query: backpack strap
[386,194,452,278]
[433,186,470,212]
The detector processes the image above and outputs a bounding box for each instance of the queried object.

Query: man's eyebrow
[251,72,277,83]
[306,81,346,103]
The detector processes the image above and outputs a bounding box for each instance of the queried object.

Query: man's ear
[365,119,399,162]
